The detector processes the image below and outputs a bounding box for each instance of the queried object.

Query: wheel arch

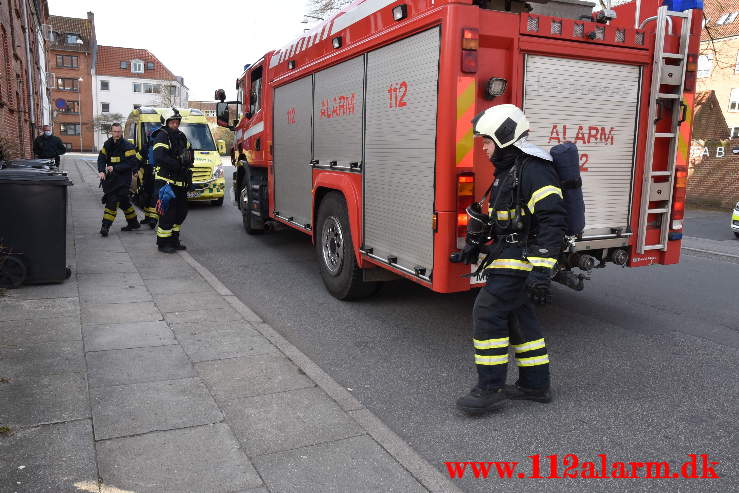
[312,173,363,267]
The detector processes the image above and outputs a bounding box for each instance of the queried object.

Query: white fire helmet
[472,104,530,149]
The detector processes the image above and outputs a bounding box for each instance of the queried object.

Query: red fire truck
[215,0,702,299]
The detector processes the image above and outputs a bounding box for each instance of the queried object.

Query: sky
[50,0,320,101]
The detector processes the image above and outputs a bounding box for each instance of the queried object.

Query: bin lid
[0,167,72,186]
[3,158,57,171]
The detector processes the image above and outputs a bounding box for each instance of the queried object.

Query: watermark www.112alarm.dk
[445,454,720,480]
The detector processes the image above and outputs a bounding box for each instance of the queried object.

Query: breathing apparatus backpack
[548,142,586,237]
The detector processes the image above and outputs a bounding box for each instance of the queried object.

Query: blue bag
[156,183,175,216]
[549,142,586,236]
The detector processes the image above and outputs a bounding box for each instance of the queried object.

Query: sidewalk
[0,156,460,493]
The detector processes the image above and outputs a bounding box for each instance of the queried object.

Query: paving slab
[90,378,223,439]
[176,325,278,362]
[196,354,315,402]
[153,292,232,313]
[81,301,162,325]
[75,253,138,274]
[0,316,81,345]
[0,420,98,493]
[83,321,176,351]
[0,341,85,378]
[164,305,243,323]
[3,280,79,300]
[79,283,152,304]
[143,276,215,295]
[222,387,364,457]
[0,372,89,427]
[0,297,79,321]
[253,435,426,493]
[86,344,195,388]
[97,424,262,493]
[77,271,145,288]
[139,262,200,280]
[169,319,261,336]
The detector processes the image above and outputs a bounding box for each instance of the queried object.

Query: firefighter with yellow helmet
[455,104,567,414]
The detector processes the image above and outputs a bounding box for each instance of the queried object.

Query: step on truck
[215,0,702,299]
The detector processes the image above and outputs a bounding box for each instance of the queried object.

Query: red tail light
[457,173,475,237]
[461,28,479,73]
[671,166,688,225]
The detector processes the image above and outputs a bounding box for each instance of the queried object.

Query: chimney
[87,11,94,22]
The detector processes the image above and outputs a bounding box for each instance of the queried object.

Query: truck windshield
[180,123,216,151]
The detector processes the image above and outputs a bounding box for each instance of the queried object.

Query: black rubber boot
[100,225,109,237]
[121,220,141,231]
[158,244,176,254]
[172,232,186,250]
[456,386,507,414]
[504,384,552,403]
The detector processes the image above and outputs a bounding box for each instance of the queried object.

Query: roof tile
[96,45,176,81]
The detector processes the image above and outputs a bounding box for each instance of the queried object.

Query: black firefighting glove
[526,267,552,305]
[457,243,481,265]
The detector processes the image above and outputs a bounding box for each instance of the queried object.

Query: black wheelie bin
[0,164,73,287]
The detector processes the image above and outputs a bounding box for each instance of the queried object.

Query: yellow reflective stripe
[110,157,121,163]
[475,354,509,366]
[155,174,185,187]
[527,185,563,213]
[101,147,107,155]
[516,355,550,367]
[512,338,546,353]
[124,149,136,157]
[496,210,511,220]
[153,143,170,150]
[172,224,181,232]
[135,152,143,161]
[156,227,172,237]
[103,213,116,221]
[485,259,533,272]
[527,257,557,269]
[473,337,509,350]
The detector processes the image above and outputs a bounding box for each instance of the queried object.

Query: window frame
[59,100,80,114]
[101,102,110,113]
[133,82,142,93]
[57,77,80,92]
[65,33,81,45]
[729,88,739,112]
[56,55,79,68]
[697,54,713,78]
[146,61,154,70]
[100,80,109,91]
[59,123,80,136]
[131,60,144,74]
[120,61,129,70]
[731,126,739,138]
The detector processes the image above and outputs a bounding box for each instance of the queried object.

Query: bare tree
[306,0,353,19]
[92,113,124,138]
[150,84,179,108]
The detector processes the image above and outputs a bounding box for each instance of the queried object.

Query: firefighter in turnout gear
[97,123,142,237]
[139,127,159,229]
[455,105,567,415]
[153,108,193,253]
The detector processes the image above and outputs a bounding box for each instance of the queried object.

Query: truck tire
[734,232,739,239]
[242,165,266,235]
[315,192,379,300]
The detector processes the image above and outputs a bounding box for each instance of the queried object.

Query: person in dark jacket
[33,125,66,166]
[97,123,142,237]
[139,126,159,228]
[454,104,567,415]
[152,108,193,253]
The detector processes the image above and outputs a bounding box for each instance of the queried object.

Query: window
[101,102,110,113]
[59,100,79,113]
[132,60,144,73]
[730,89,739,112]
[56,55,78,68]
[716,12,739,25]
[133,82,141,93]
[146,61,154,70]
[120,61,128,69]
[249,65,264,115]
[168,85,177,96]
[133,104,141,109]
[57,77,80,92]
[731,127,739,138]
[179,123,216,151]
[735,51,739,74]
[59,123,80,135]
[100,80,109,91]
[65,33,81,45]
[697,54,713,78]
[143,83,161,94]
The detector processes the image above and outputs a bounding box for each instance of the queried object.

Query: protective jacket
[97,137,141,194]
[484,144,567,278]
[33,134,66,159]
[152,126,192,187]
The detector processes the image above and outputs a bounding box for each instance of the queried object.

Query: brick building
[688,90,739,209]
[48,12,96,152]
[0,0,51,159]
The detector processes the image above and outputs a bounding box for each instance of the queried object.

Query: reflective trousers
[472,274,550,390]
[156,183,188,247]
[102,188,137,227]
[142,166,159,220]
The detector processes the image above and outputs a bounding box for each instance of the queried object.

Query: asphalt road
[684,207,738,242]
[181,167,737,492]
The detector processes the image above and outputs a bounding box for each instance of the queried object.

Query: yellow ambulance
[125,107,226,205]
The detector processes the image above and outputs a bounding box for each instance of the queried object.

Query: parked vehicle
[215,0,702,299]
[732,201,739,238]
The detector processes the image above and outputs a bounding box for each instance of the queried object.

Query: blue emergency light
[662,0,703,11]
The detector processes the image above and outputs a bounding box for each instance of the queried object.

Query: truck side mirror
[216,102,230,128]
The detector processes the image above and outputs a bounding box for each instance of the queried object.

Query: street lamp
[78,77,83,152]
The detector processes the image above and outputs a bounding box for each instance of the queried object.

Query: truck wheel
[316,192,379,300]
[734,232,739,239]
[241,166,266,235]
[211,198,224,206]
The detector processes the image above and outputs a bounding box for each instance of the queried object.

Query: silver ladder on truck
[637,5,692,254]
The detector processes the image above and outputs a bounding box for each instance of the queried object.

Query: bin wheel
[0,255,27,289]
[65,267,72,279]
